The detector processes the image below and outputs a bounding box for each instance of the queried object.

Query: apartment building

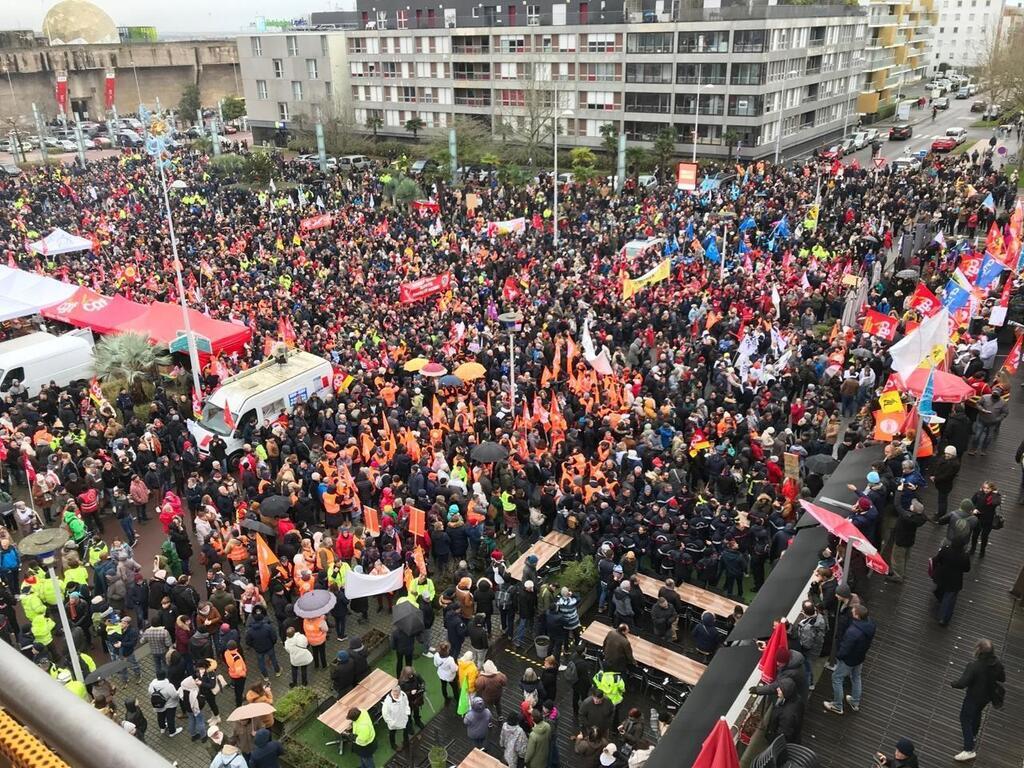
[240,0,869,160]
[858,0,935,118]
[932,0,1004,73]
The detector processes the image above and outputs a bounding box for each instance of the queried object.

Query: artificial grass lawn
[293,650,448,766]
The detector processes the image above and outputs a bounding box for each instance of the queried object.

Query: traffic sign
[170,332,212,355]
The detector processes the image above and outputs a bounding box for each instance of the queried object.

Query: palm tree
[405,117,426,140]
[366,114,383,139]
[93,332,171,400]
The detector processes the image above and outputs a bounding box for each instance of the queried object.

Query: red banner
[104,71,116,109]
[411,200,440,215]
[676,162,698,191]
[299,213,333,231]
[958,252,983,284]
[908,283,940,318]
[862,308,897,341]
[55,74,68,114]
[399,272,452,304]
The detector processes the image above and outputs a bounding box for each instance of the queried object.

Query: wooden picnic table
[459,748,508,768]
[580,622,706,686]
[508,531,573,581]
[633,573,744,619]
[318,669,399,734]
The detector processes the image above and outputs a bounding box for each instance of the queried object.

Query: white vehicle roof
[0,332,89,362]
[208,349,329,409]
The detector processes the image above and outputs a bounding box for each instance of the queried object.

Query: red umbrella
[757,620,790,683]
[692,717,740,768]
[800,499,889,575]
[888,369,974,403]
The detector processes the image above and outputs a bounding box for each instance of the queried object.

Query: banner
[299,213,333,231]
[622,258,671,300]
[676,162,698,191]
[344,566,407,600]
[399,272,452,304]
[862,308,897,341]
[872,408,906,442]
[486,217,526,237]
[104,70,116,110]
[55,73,68,115]
[411,200,440,215]
[878,389,903,414]
[908,283,940,317]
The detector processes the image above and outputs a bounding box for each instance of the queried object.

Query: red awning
[114,302,252,357]
[888,369,975,404]
[41,286,148,335]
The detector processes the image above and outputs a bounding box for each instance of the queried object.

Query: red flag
[908,283,940,318]
[22,453,36,487]
[861,309,897,341]
[399,272,452,304]
[692,718,740,768]
[757,621,789,683]
[1001,334,1023,376]
[958,252,984,285]
[103,70,116,109]
[502,275,522,304]
[223,400,236,431]
[986,222,1005,262]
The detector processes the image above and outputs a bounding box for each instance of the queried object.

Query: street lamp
[497,311,523,414]
[774,69,800,165]
[692,82,713,163]
[19,528,84,683]
[551,105,575,248]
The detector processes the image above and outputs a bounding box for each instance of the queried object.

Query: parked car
[891,155,922,171]
[818,145,844,161]
[971,100,988,113]
[862,128,880,144]
[931,136,958,152]
[116,132,144,148]
[92,136,113,149]
[338,154,373,172]
[850,131,868,150]
[945,127,968,145]
[0,163,23,177]
[968,84,979,96]
[956,87,971,99]
[222,123,239,135]
[934,96,950,110]
[983,103,1002,120]
[889,124,913,140]
[55,139,77,152]
[410,158,437,175]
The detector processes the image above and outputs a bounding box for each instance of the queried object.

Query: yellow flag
[878,390,903,414]
[623,258,671,300]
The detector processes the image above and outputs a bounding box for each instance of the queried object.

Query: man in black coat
[889,497,926,583]
[767,678,805,744]
[951,638,1005,761]
[929,446,960,522]
[578,687,615,738]
[331,649,356,696]
[942,406,973,460]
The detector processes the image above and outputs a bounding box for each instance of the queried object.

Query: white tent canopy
[28,228,93,256]
[0,266,78,322]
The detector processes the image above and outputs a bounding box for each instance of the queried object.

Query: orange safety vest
[295,572,316,596]
[227,540,249,563]
[224,649,247,679]
[322,492,341,517]
[303,617,326,646]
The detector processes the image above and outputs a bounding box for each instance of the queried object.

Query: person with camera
[875,737,919,768]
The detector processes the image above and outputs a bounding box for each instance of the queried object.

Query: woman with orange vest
[223,640,248,707]
[294,568,316,597]
[303,615,328,669]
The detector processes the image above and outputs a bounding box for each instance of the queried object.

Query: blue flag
[942,278,971,312]
[738,215,756,232]
[982,193,995,213]
[975,252,1006,290]
[684,220,694,240]
[705,238,721,264]
[919,368,936,420]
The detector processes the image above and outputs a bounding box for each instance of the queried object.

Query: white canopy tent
[0,266,78,322]
[28,228,93,256]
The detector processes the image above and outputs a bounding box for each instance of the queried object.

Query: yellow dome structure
[42,0,119,45]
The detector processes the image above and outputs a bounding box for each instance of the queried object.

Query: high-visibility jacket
[593,670,625,705]
[303,617,327,646]
[31,615,55,646]
[86,541,109,567]
[409,577,436,604]
[322,492,341,518]
[225,649,248,679]
[352,708,375,746]
[65,680,89,700]
[32,569,61,606]
[327,561,350,589]
[61,565,90,591]
[20,590,46,621]
[294,571,316,596]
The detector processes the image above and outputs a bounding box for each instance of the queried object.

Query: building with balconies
[857,0,934,119]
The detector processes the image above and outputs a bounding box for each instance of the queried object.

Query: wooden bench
[318,668,399,734]
[633,573,744,619]
[580,622,706,686]
[508,532,573,581]
[458,748,508,768]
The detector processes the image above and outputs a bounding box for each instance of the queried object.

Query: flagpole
[719,220,727,283]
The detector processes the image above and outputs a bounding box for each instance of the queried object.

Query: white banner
[344,567,406,600]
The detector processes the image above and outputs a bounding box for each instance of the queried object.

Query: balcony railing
[625,102,672,113]
[626,74,674,84]
[730,75,765,86]
[452,45,490,54]
[453,72,491,80]
[454,96,491,106]
[732,42,765,53]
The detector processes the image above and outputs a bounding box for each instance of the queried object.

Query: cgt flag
[908,283,941,318]
[862,308,897,341]
[399,272,453,304]
[299,213,333,231]
[622,258,671,300]
[104,70,116,109]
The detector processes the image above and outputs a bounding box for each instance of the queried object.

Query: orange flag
[552,341,562,380]
[540,366,552,389]
[413,546,427,576]
[363,506,380,537]
[256,534,279,591]
[550,391,565,430]
[565,336,577,371]
[431,395,445,425]
[485,390,493,418]
[409,507,426,539]
[381,415,397,459]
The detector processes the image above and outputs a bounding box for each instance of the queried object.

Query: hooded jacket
[250,728,284,768]
[837,617,876,667]
[525,720,553,768]
[691,612,721,654]
[952,651,1006,704]
[351,708,376,749]
[245,615,278,653]
[474,664,508,706]
[382,690,411,730]
[501,722,529,768]
[463,696,492,740]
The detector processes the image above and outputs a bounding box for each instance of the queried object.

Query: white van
[0,330,95,397]
[188,348,334,461]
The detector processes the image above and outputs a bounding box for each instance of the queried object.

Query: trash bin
[534,635,550,659]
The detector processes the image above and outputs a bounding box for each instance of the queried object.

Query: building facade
[240,0,870,160]
[858,0,935,119]
[931,0,1004,73]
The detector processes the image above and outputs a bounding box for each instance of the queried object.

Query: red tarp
[41,286,147,335]
[115,302,251,356]
[888,369,975,404]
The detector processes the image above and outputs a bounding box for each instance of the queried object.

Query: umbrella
[294,589,337,618]
[895,268,920,279]
[259,495,292,518]
[756,621,790,683]
[392,600,425,636]
[403,357,428,372]
[438,374,463,388]
[84,658,131,685]
[228,702,276,722]
[453,362,486,381]
[850,348,873,360]
[471,441,509,463]
[169,179,188,190]
[799,500,889,574]
[419,362,448,378]
[241,518,274,536]
[804,454,839,475]
[692,717,740,768]
[890,369,974,403]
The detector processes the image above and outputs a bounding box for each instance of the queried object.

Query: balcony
[808,35,827,48]
[729,75,765,86]
[677,74,728,85]
[625,102,671,114]
[626,74,674,85]
[732,43,764,53]
[452,45,490,54]
[454,96,491,107]
[453,72,491,81]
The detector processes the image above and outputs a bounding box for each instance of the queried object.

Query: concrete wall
[0,39,241,122]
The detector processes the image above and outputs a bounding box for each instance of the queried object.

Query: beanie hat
[896,738,915,757]
[960,498,973,512]
[490,550,504,561]
[866,471,880,483]
[336,650,350,662]
[856,497,871,510]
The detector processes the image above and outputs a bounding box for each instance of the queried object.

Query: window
[729,95,763,117]
[732,29,764,53]
[250,37,262,56]
[383,62,399,78]
[581,90,616,110]
[287,35,299,56]
[273,59,284,78]
[277,102,290,121]
[527,4,540,23]
[292,81,304,100]
[325,81,333,98]
[624,93,671,114]
[586,33,616,53]
[678,30,728,52]
[256,79,268,100]
[321,35,329,55]
[0,366,24,392]
[676,62,727,85]
[557,34,577,51]
[731,63,765,86]
[626,32,673,53]
[397,9,408,28]
[399,86,416,103]
[306,59,319,79]
[578,63,616,81]
[499,35,527,53]
[499,89,526,107]
[626,63,672,84]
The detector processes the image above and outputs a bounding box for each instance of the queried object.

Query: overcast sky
[0,0,351,36]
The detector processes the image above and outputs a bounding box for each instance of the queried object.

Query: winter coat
[474,670,508,707]
[250,728,283,768]
[836,618,876,667]
[178,676,203,715]
[245,616,277,654]
[931,545,971,593]
[952,651,1006,705]
[893,496,927,548]
[463,697,492,740]
[931,456,960,493]
[457,658,479,693]
[382,691,411,730]
[525,720,553,768]
[601,627,634,673]
[692,613,721,654]
[433,653,458,682]
[611,585,634,619]
[284,632,314,667]
[651,601,677,636]
[795,613,827,658]
[501,722,529,768]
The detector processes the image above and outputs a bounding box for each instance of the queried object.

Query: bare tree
[976,29,1018,113]
[492,69,557,161]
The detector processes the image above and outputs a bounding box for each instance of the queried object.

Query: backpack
[564,659,579,685]
[150,689,167,709]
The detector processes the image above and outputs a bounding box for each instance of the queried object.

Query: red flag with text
[862,309,897,341]
[299,213,333,231]
[908,283,941,317]
[104,71,116,109]
[399,272,452,304]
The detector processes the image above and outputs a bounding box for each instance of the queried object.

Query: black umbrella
[294,589,337,618]
[85,658,131,685]
[850,348,873,360]
[392,600,425,636]
[241,518,274,536]
[260,495,292,518]
[804,454,839,475]
[471,441,509,463]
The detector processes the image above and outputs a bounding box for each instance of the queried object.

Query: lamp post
[19,528,84,684]
[692,82,713,163]
[774,69,800,165]
[497,311,523,414]
[551,105,574,248]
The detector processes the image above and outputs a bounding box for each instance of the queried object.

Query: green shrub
[276,686,319,723]
[281,737,335,768]
[209,154,247,178]
[558,555,598,596]
[373,141,411,161]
